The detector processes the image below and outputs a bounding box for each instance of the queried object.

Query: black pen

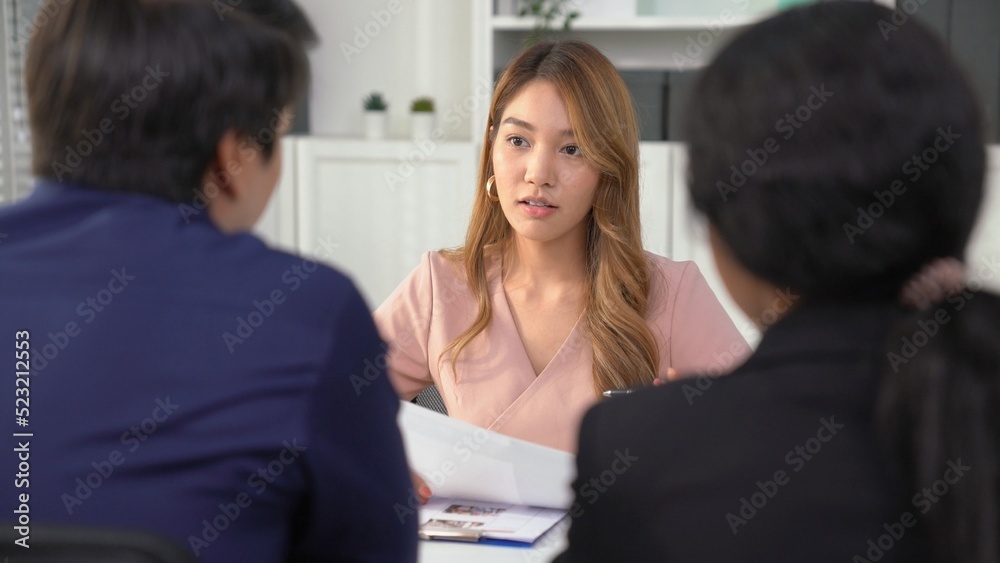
[601,388,640,398]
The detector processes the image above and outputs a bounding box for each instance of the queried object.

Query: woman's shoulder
[428,248,504,283]
[376,250,475,316]
[643,251,724,321]
[643,251,702,286]
[423,249,477,282]
[414,249,494,303]
[410,250,459,276]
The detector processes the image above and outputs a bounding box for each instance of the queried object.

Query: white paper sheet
[397,400,575,509]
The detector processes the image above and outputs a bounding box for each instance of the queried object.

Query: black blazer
[557,302,922,562]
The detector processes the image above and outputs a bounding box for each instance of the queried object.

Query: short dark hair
[26,0,314,203]
[685,1,985,301]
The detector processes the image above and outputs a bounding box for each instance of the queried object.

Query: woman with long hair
[375,40,746,453]
[558,2,999,561]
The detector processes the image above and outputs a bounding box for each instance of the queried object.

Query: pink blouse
[374,251,747,452]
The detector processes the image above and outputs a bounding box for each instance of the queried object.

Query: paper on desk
[397,400,574,509]
[419,497,567,544]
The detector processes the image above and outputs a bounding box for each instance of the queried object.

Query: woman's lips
[519,199,557,218]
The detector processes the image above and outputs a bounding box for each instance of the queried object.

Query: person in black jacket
[557,2,999,562]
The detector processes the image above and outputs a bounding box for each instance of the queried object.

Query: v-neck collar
[488,252,586,379]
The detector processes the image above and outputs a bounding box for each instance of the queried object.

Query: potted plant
[410,97,436,140]
[518,0,580,44]
[363,91,388,140]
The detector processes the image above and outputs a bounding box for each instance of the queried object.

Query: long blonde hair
[442,40,659,395]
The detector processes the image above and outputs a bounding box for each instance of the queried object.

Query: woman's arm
[372,252,438,400]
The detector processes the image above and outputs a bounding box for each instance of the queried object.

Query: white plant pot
[410,112,436,140]
[364,111,388,140]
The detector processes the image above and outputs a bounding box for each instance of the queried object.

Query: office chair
[0,523,194,563]
[413,385,448,415]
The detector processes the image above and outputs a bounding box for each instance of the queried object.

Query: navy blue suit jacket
[1,182,417,561]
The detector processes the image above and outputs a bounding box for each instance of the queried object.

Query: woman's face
[491,80,600,248]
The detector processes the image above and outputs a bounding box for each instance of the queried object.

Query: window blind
[0,0,43,206]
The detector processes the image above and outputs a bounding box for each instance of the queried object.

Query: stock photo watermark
[852,459,970,562]
[725,416,844,534]
[877,0,929,41]
[61,397,180,515]
[222,289,288,353]
[178,108,294,223]
[671,0,755,70]
[8,0,71,53]
[212,0,243,19]
[339,1,404,63]
[843,126,960,243]
[30,268,136,376]
[682,287,799,404]
[187,439,307,556]
[886,254,999,372]
[353,264,472,395]
[567,449,639,519]
[350,342,398,396]
[221,235,339,353]
[384,78,495,191]
[716,84,834,202]
[12,330,32,548]
[51,65,170,181]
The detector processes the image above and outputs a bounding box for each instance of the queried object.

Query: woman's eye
[564,145,581,156]
[507,136,528,148]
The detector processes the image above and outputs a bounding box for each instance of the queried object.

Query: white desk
[418,518,568,563]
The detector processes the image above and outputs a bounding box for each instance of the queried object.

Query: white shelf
[491,13,769,31]
[486,8,766,75]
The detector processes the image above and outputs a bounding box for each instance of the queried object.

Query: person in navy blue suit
[0,1,417,561]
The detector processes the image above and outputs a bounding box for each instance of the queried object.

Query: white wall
[297,0,475,141]
[967,146,1000,293]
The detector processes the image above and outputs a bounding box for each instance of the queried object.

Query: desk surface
[418,518,568,563]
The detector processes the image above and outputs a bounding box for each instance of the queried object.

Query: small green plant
[518,0,580,43]
[363,91,388,111]
[410,97,435,112]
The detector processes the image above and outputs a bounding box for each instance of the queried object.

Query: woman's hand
[653,367,680,387]
[412,470,432,504]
